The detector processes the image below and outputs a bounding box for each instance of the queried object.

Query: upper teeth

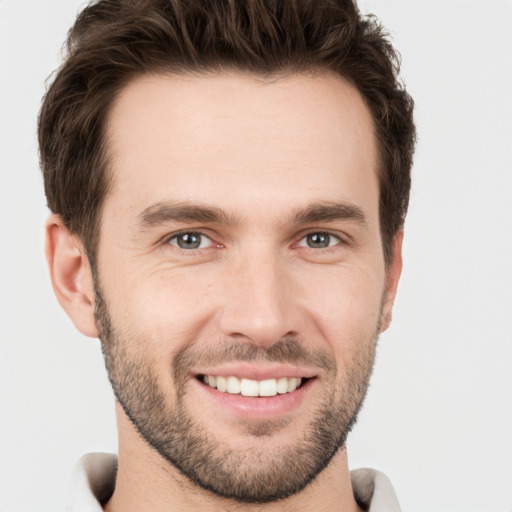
[202,375,302,397]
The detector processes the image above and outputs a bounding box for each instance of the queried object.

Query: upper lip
[193,363,318,381]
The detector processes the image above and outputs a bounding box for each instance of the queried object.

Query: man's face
[94,71,398,502]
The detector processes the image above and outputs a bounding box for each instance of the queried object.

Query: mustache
[172,338,336,383]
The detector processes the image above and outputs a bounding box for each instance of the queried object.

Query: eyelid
[159,228,349,251]
[294,230,346,248]
[163,230,220,250]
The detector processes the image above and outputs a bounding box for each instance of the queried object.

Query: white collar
[67,453,117,512]
[351,468,402,511]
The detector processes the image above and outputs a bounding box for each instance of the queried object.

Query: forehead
[103,70,378,223]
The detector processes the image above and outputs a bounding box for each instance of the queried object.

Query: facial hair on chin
[93,280,380,504]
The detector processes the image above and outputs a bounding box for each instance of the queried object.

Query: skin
[46,71,403,512]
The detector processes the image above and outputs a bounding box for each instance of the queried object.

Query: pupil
[308,233,329,248]
[178,233,200,249]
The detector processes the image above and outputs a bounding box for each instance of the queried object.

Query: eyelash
[295,231,343,250]
[165,231,220,251]
[164,230,347,253]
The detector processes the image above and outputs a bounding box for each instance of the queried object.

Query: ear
[379,230,404,333]
[45,215,99,338]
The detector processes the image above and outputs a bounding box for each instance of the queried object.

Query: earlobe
[380,230,404,333]
[45,215,99,338]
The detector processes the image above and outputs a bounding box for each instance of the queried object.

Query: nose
[217,250,302,347]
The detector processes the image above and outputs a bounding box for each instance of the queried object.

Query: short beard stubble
[94,280,381,504]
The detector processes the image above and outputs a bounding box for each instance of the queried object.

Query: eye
[168,232,213,250]
[298,232,341,249]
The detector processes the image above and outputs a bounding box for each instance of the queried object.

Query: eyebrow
[137,200,367,229]
[138,201,239,228]
[290,202,367,227]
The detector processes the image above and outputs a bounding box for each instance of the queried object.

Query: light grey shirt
[67,453,401,511]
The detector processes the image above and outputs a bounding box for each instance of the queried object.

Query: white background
[0,1,511,511]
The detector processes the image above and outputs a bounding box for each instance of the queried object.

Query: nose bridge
[218,245,298,346]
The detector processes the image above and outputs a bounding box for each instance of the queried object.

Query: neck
[104,404,363,512]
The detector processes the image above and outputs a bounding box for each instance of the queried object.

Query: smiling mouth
[197,375,310,397]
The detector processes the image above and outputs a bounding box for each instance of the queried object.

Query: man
[39,0,415,510]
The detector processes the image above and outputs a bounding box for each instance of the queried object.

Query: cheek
[100,251,385,374]
[297,265,385,358]
[105,266,221,352]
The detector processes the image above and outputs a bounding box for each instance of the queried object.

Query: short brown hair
[39,0,415,266]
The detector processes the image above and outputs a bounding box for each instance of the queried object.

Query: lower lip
[192,378,315,420]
